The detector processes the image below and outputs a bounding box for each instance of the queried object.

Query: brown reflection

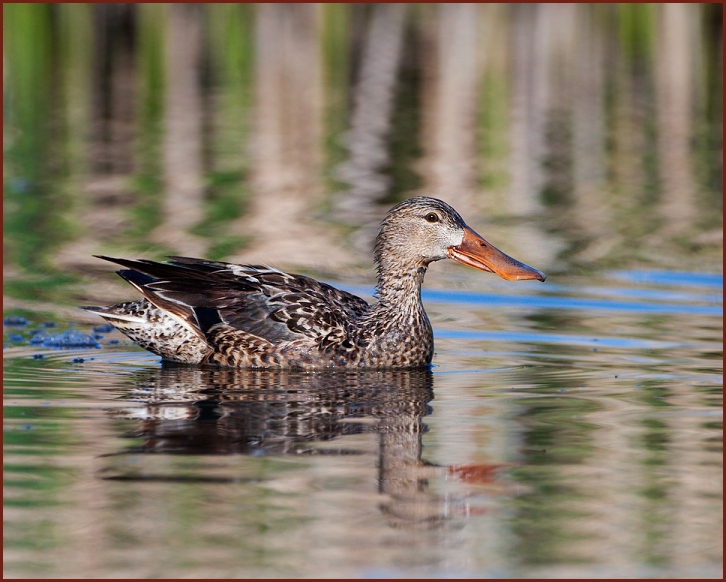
[334,3,408,223]
[508,3,549,218]
[421,3,479,211]
[230,3,349,270]
[655,3,697,236]
[570,4,611,258]
[102,365,502,529]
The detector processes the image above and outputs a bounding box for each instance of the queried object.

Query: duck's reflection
[104,365,501,528]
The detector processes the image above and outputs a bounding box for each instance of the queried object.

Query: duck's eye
[425,213,440,223]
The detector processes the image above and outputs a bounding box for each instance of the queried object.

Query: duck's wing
[95,256,370,346]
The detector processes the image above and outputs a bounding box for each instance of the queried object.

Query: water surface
[4,269,722,578]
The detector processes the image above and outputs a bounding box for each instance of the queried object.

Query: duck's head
[375,197,545,282]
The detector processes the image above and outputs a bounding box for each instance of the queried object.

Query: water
[3,4,722,577]
[4,269,722,578]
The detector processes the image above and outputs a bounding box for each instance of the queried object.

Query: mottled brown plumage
[83,197,545,368]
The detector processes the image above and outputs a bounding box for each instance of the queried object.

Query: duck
[83,197,545,368]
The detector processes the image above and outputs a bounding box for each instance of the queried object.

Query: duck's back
[83,256,372,367]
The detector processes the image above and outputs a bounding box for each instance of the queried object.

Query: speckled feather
[83,197,543,368]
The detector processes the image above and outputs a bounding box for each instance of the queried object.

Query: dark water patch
[93,324,116,333]
[27,329,101,349]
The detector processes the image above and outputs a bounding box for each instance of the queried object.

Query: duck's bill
[448,227,546,282]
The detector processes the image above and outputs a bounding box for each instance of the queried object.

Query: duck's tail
[80,300,211,364]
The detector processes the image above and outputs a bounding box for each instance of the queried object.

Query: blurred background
[3,2,723,308]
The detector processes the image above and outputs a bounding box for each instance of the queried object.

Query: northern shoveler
[83,197,545,368]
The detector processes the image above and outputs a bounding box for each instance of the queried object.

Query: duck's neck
[374,262,427,308]
[371,241,431,320]
[357,239,434,366]
[362,256,433,367]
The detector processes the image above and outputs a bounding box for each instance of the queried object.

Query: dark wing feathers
[97,256,371,346]
[117,269,156,287]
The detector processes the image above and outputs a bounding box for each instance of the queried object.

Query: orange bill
[448,227,546,282]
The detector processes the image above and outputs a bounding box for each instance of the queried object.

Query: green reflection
[322,3,352,196]
[509,396,601,565]
[637,416,674,566]
[386,16,423,203]
[128,3,167,241]
[618,3,656,65]
[4,3,74,273]
[3,518,63,551]
[478,69,510,194]
[197,3,255,259]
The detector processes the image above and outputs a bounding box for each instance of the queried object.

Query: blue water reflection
[434,329,697,350]
[611,270,724,288]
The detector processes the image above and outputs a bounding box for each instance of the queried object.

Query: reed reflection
[103,366,496,528]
